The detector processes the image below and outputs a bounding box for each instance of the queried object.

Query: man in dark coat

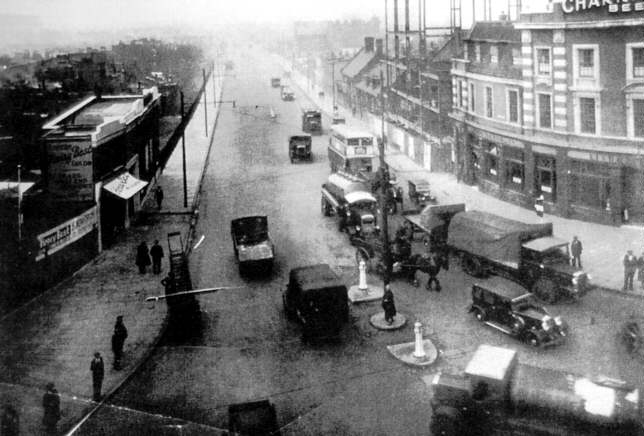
[624,250,638,291]
[382,285,396,324]
[111,316,128,370]
[426,252,442,292]
[90,352,104,401]
[150,240,164,274]
[155,186,164,210]
[42,382,60,434]
[570,236,583,268]
[135,241,151,274]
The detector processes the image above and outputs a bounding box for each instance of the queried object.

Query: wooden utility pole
[180,91,188,208]
[379,70,392,283]
[202,69,208,137]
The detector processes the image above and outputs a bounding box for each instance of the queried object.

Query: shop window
[538,93,552,128]
[483,141,499,181]
[507,89,520,123]
[634,99,644,137]
[534,155,556,201]
[486,86,493,118]
[504,147,524,190]
[536,48,551,76]
[569,160,611,209]
[579,97,596,134]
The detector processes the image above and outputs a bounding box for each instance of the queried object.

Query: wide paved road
[78,46,644,435]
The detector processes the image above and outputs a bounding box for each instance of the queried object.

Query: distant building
[340,37,384,112]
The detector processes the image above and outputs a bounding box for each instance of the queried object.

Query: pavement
[282,56,644,296]
[0,70,224,436]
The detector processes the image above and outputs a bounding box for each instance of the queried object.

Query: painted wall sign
[561,0,644,14]
[47,139,94,202]
[36,206,97,261]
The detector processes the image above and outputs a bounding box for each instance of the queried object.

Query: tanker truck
[430,344,643,436]
[404,204,589,303]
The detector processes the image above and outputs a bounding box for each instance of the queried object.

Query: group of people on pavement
[136,240,165,274]
[623,250,644,291]
[37,316,129,434]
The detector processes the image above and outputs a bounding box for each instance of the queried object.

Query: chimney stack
[364,37,375,52]
[375,39,383,56]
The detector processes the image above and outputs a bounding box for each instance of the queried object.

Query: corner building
[451,2,644,225]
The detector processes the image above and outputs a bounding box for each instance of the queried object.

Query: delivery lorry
[430,344,643,436]
[404,204,589,303]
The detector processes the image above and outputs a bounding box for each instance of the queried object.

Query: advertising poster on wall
[48,139,94,202]
[36,206,97,261]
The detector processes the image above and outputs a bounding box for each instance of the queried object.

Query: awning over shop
[103,172,148,199]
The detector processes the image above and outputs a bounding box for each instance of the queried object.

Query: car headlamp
[542,315,553,331]
[356,226,361,232]
[554,316,563,326]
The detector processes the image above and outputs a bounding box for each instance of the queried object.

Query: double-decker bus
[327,125,375,174]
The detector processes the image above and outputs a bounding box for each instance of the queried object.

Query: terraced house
[451,1,644,225]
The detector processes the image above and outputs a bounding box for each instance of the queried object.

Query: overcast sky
[0,0,523,31]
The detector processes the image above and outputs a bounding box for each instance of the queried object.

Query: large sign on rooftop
[560,0,644,14]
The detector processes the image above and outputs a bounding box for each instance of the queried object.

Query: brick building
[451,2,644,225]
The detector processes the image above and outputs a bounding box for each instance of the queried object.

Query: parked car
[231,216,275,275]
[288,134,312,163]
[469,277,568,347]
[407,179,436,210]
[282,264,349,341]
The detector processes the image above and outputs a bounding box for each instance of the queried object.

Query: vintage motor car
[288,134,312,163]
[469,277,568,347]
[282,264,349,341]
[230,215,275,275]
[281,86,295,101]
[408,179,436,210]
[271,77,281,88]
[228,399,281,436]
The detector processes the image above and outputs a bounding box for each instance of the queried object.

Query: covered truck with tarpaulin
[443,209,589,303]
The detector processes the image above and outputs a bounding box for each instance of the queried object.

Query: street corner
[386,339,438,367]
[370,311,407,330]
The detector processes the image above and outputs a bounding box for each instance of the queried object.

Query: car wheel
[473,307,486,322]
[532,278,558,304]
[527,333,541,347]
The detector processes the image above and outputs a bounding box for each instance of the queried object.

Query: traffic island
[348,261,383,303]
[370,312,407,330]
[387,322,438,367]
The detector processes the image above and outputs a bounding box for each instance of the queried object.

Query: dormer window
[490,46,498,64]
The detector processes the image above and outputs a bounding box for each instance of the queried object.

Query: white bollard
[413,322,426,358]
[358,260,368,291]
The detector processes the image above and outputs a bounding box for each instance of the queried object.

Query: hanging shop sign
[561,0,644,14]
[36,206,97,261]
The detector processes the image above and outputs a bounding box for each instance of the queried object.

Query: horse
[400,251,448,291]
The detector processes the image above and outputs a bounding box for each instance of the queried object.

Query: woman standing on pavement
[135,241,151,274]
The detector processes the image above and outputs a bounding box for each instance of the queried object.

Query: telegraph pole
[379,70,392,283]
[202,69,208,137]
[17,164,22,242]
[180,91,188,208]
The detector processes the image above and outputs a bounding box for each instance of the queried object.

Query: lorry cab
[520,236,589,303]
[302,109,322,133]
[282,264,349,341]
[288,134,312,163]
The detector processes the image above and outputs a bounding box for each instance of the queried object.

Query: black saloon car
[469,277,568,347]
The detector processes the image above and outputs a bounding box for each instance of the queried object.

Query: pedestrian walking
[426,252,442,292]
[638,252,644,290]
[42,382,60,434]
[624,250,638,291]
[155,185,164,210]
[382,284,396,324]
[570,236,583,268]
[534,194,544,218]
[1,404,19,436]
[111,316,128,370]
[135,241,151,274]
[150,240,164,274]
[90,352,104,401]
